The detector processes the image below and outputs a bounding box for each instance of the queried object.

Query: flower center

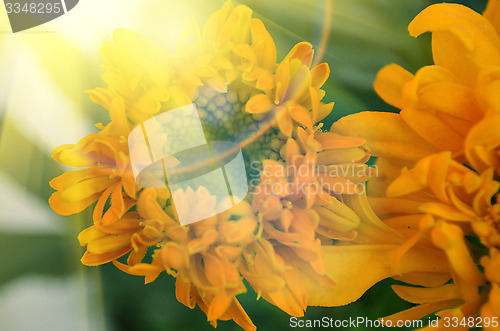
[194,85,284,180]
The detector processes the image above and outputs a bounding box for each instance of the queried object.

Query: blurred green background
[0,0,487,330]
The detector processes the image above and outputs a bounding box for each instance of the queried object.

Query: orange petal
[465,114,500,172]
[255,71,275,91]
[381,299,463,325]
[175,276,196,309]
[400,107,464,152]
[86,233,132,254]
[392,272,451,287]
[81,247,131,266]
[484,0,500,36]
[224,299,256,331]
[431,222,485,301]
[59,176,116,203]
[374,64,413,109]
[409,3,500,84]
[310,62,330,88]
[289,105,312,128]
[392,284,460,304]
[308,244,449,306]
[251,18,276,69]
[49,191,100,216]
[217,4,252,46]
[416,81,482,122]
[277,111,293,137]
[332,112,440,161]
[284,42,314,67]
[317,102,334,122]
[245,94,273,113]
[315,132,365,149]
[207,291,233,321]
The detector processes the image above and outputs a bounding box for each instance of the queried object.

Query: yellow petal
[317,102,334,122]
[245,94,273,114]
[416,81,482,122]
[369,197,423,215]
[241,271,286,294]
[310,63,330,89]
[60,176,116,203]
[386,157,431,198]
[392,284,460,304]
[277,110,293,137]
[207,291,233,321]
[392,272,451,287]
[233,44,256,63]
[315,132,365,149]
[49,168,104,192]
[202,1,234,48]
[161,242,189,271]
[465,114,500,172]
[419,203,472,221]
[289,105,312,128]
[381,299,463,325]
[316,148,367,165]
[314,202,360,233]
[81,247,131,266]
[255,71,275,91]
[284,42,314,67]
[218,4,252,46]
[251,18,276,69]
[263,286,305,317]
[484,0,500,36]
[51,135,96,167]
[332,112,440,161]
[309,244,448,306]
[224,299,256,331]
[431,222,485,301]
[203,254,227,288]
[374,64,413,109]
[409,3,500,84]
[49,191,100,216]
[87,233,132,254]
[400,107,464,152]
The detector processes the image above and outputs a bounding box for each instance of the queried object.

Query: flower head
[49,1,374,329]
[328,1,500,328]
[333,0,500,195]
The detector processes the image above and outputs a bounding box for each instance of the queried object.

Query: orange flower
[246,43,333,136]
[250,127,386,311]
[49,97,136,216]
[325,1,500,328]
[465,113,500,174]
[365,152,499,327]
[333,1,500,195]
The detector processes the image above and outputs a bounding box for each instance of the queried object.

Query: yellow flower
[374,153,495,316]
[246,43,333,137]
[326,1,500,328]
[246,128,373,315]
[49,1,375,329]
[333,0,500,195]
[49,97,136,217]
[465,113,500,174]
